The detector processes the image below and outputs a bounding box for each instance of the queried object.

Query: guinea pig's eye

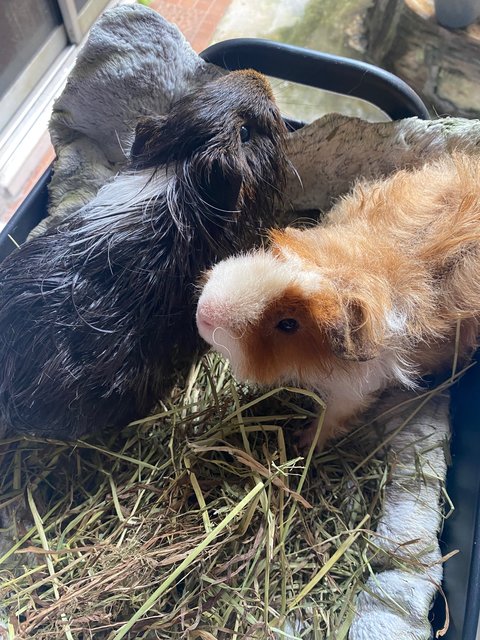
[240,125,251,143]
[276,318,299,334]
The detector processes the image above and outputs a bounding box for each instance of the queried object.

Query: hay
[0,354,448,639]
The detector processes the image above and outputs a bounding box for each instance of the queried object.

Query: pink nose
[196,301,219,338]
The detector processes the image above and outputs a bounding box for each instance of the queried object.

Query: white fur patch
[198,251,296,332]
[86,167,173,215]
[302,348,416,432]
[385,309,407,335]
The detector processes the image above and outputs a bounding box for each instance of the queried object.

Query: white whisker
[212,327,233,361]
[288,158,303,190]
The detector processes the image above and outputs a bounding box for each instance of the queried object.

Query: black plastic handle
[201,38,430,121]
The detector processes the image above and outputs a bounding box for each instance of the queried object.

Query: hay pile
[0,354,444,639]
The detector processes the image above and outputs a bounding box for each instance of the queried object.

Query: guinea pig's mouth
[203,325,240,360]
[196,315,246,370]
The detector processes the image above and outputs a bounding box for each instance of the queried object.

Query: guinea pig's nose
[196,301,218,340]
[197,304,214,329]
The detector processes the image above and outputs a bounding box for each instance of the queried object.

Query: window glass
[0,0,63,101]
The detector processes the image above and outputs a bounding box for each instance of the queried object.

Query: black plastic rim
[200,38,430,120]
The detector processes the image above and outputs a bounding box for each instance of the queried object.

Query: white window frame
[0,0,131,217]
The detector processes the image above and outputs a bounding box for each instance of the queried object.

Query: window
[0,0,116,224]
[0,0,111,133]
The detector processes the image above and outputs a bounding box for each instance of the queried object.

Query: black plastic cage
[0,39,478,640]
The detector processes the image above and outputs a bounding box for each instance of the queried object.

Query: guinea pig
[197,153,480,446]
[0,69,288,439]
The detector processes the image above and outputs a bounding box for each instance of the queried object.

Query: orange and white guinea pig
[196,153,480,445]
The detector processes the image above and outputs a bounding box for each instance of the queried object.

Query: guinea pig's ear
[130,116,169,165]
[326,298,379,361]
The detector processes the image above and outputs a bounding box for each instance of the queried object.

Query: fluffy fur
[197,153,480,443]
[0,70,287,438]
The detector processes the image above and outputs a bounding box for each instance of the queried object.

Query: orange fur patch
[242,284,342,384]
[269,227,320,265]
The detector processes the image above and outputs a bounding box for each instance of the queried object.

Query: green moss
[272,0,372,58]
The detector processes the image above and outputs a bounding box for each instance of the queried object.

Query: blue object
[435,0,480,29]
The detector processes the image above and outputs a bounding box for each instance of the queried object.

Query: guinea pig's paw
[293,418,330,454]
[293,413,353,455]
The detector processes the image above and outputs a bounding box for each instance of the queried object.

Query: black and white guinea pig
[0,69,288,439]
[197,153,480,447]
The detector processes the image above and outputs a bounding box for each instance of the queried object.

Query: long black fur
[0,70,287,438]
